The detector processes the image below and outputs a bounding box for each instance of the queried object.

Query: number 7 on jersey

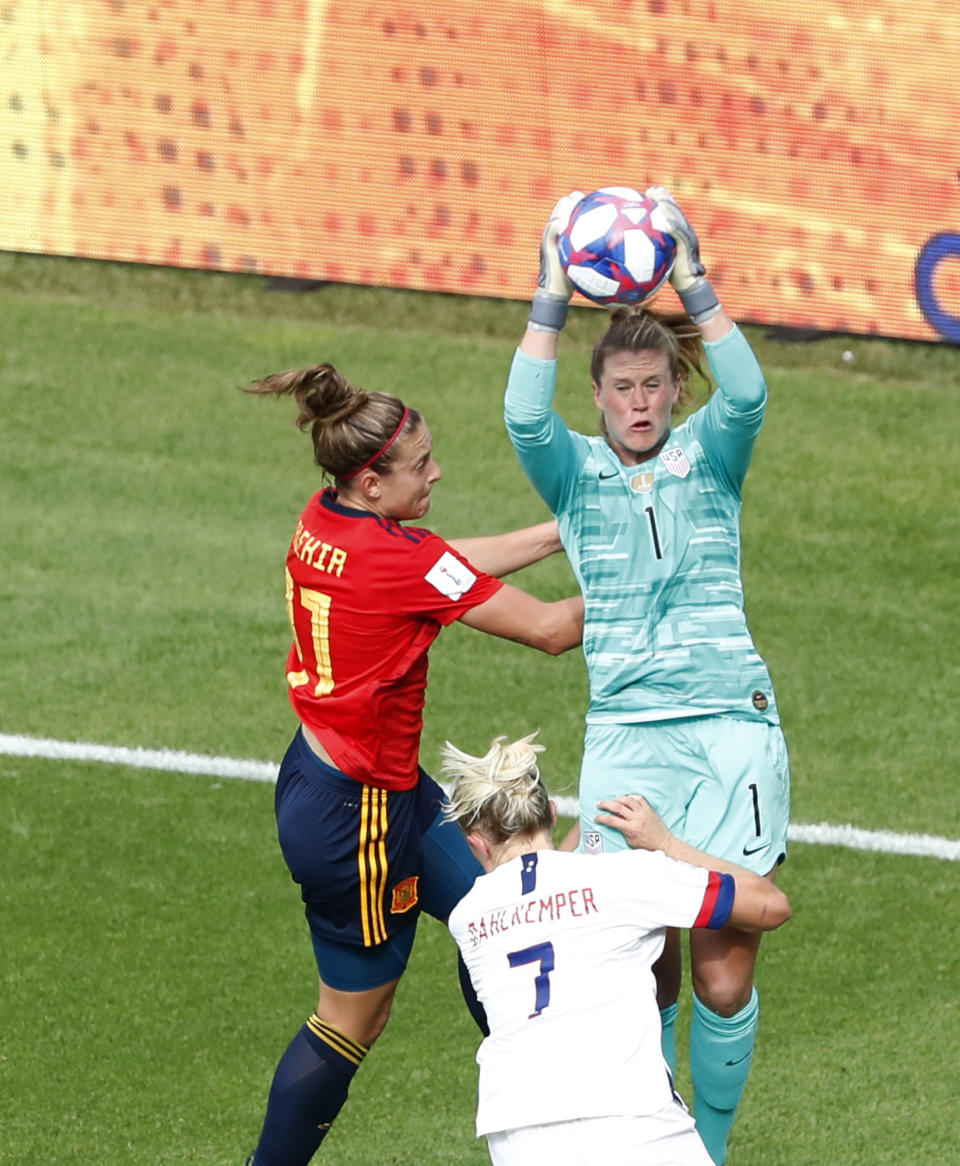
[508,941,555,1019]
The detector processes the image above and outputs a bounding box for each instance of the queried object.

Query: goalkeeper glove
[646,186,721,324]
[528,191,584,332]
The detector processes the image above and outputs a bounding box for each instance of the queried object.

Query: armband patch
[694,871,736,929]
[425,551,477,600]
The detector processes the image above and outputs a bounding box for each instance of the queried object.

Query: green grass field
[1,251,958,1165]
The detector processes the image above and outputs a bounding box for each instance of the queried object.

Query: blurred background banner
[2,0,958,342]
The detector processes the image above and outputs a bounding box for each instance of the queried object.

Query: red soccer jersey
[283,489,504,790]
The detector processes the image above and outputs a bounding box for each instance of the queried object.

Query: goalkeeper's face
[592,349,681,464]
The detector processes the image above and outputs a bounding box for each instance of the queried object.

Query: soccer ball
[558,187,676,305]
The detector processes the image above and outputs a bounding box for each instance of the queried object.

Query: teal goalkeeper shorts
[578,716,790,875]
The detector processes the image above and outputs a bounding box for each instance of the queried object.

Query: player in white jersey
[504,186,791,1163]
[443,733,790,1166]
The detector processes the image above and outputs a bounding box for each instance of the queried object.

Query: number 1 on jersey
[644,505,663,559]
[748,782,762,836]
[508,941,555,1018]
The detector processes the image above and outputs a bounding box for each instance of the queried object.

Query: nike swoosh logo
[598,470,619,479]
[742,843,769,856]
[725,1051,752,1067]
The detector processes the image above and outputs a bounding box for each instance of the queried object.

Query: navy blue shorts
[274,730,482,989]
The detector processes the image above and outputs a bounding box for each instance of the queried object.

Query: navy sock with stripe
[249,1015,367,1166]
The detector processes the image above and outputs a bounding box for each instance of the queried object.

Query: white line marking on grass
[2,733,958,861]
[786,822,960,862]
[0,733,277,783]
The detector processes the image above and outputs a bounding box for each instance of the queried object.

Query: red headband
[342,407,411,479]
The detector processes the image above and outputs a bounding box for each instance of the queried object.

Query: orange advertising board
[2,1,958,341]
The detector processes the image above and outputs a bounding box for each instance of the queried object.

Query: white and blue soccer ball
[558,187,676,305]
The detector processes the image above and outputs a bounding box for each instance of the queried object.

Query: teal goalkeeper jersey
[504,325,779,726]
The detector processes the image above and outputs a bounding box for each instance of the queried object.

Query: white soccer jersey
[448,848,734,1136]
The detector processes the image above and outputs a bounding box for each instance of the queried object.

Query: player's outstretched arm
[646,186,734,342]
[596,794,791,933]
[521,192,583,360]
[448,519,564,578]
[458,584,583,655]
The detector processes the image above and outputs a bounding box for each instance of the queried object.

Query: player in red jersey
[244,363,583,1166]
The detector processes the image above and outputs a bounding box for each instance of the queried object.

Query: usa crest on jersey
[583,830,604,855]
[659,446,691,478]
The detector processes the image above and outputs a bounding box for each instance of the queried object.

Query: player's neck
[492,831,554,868]
[608,429,671,466]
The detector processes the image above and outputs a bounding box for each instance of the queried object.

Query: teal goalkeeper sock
[690,988,759,1165]
[659,1001,679,1076]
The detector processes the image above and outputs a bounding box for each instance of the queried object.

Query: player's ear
[466,831,494,871]
[356,468,381,498]
[591,380,603,409]
[549,799,558,828]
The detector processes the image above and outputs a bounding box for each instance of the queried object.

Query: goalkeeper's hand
[646,185,721,325]
[528,191,583,333]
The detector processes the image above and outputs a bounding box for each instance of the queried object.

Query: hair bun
[300,365,367,428]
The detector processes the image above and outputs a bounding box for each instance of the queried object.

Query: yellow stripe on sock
[306,1015,369,1066]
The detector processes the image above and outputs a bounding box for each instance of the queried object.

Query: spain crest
[390,876,419,914]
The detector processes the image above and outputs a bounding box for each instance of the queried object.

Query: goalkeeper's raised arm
[520,191,582,360]
[645,184,735,342]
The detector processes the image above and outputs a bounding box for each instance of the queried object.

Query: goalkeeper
[503,186,791,1165]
